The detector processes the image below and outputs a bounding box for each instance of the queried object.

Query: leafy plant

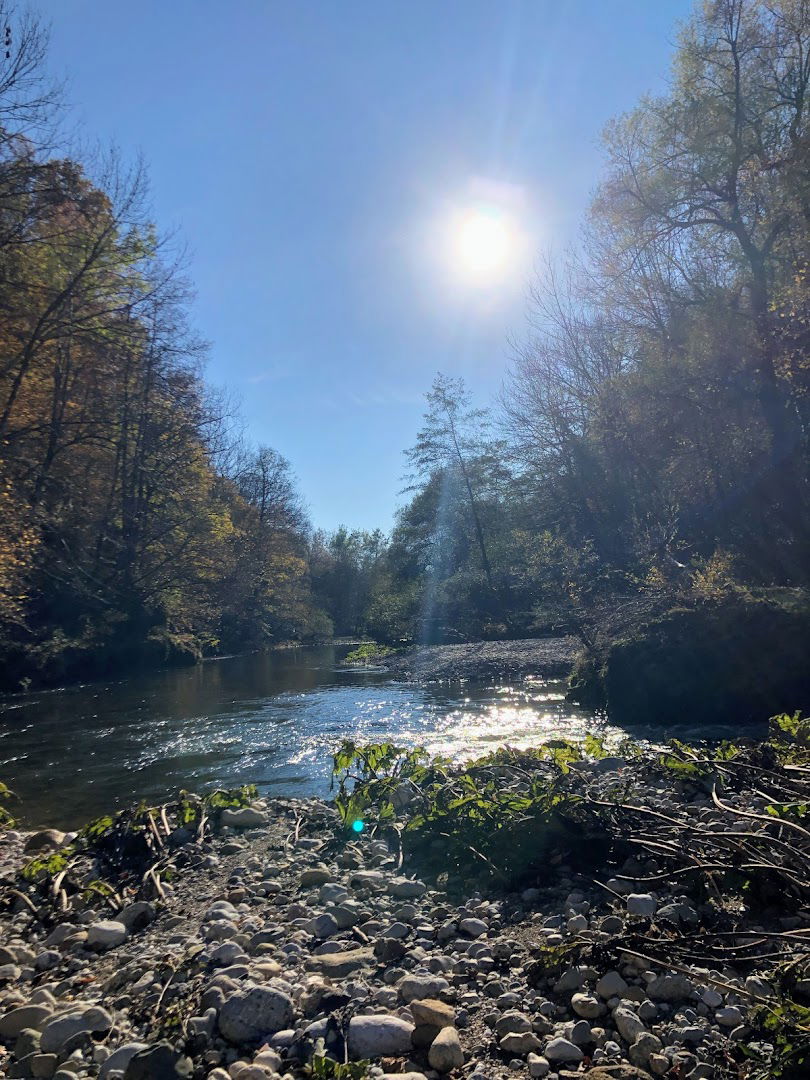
[0,781,17,827]
[21,850,70,882]
[331,739,595,886]
[310,1056,370,1080]
[204,784,259,815]
[747,997,810,1079]
[343,642,394,664]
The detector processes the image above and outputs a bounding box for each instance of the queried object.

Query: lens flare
[352,819,365,833]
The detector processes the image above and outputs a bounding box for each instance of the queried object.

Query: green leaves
[21,850,69,882]
[310,1056,370,1080]
[330,739,589,885]
[0,781,16,827]
[205,785,259,814]
[343,643,394,664]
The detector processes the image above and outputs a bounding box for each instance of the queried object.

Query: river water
[0,644,737,830]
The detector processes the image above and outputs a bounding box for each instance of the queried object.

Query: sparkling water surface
[0,644,743,829]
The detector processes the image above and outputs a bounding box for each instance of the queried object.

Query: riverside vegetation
[0,716,809,1079]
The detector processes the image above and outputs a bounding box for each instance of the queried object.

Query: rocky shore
[0,731,808,1080]
[382,639,580,684]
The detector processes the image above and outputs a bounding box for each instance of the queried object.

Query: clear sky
[39,0,692,532]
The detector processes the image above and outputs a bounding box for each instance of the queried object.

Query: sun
[448,206,519,286]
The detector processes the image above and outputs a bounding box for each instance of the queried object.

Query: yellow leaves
[0,475,39,628]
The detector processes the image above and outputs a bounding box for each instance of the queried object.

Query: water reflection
[0,644,745,830]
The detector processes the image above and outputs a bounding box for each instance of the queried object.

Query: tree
[406,374,505,591]
[592,0,810,563]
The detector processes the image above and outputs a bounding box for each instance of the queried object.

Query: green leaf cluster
[310,1056,370,1080]
[331,739,595,886]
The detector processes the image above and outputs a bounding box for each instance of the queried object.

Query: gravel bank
[1,736,805,1080]
[382,639,580,684]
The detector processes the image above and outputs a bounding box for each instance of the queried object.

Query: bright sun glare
[446,204,521,288]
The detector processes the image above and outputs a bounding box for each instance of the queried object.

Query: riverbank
[382,638,580,684]
[1,728,807,1080]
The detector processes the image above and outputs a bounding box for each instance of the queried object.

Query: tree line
[323,0,810,645]
[1,0,808,688]
[0,5,331,687]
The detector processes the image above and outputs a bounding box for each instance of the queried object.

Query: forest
[1,0,809,689]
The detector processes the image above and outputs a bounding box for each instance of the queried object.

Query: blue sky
[40,0,691,531]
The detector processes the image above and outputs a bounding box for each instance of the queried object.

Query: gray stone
[571,992,603,1019]
[494,1012,532,1037]
[306,947,375,977]
[387,878,427,899]
[123,1042,184,1080]
[220,807,267,828]
[87,921,128,949]
[99,1044,148,1079]
[14,1028,42,1058]
[0,1005,54,1038]
[24,830,66,853]
[500,1031,542,1053]
[398,974,450,1003]
[626,894,657,917]
[34,950,60,972]
[218,986,294,1044]
[527,1054,550,1078]
[613,1005,647,1043]
[647,973,694,1002]
[715,1005,744,1027]
[543,1037,583,1063]
[40,1007,112,1053]
[629,1031,663,1068]
[428,1025,464,1071]
[570,1019,592,1045]
[306,913,339,938]
[459,918,488,938]
[30,1054,58,1079]
[118,902,155,932]
[348,1015,415,1058]
[596,971,628,999]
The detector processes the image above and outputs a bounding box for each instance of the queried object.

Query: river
[0,643,738,830]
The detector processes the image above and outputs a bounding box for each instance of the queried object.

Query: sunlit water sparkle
[0,644,744,829]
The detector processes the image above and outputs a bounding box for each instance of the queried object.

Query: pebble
[86,921,128,949]
[220,807,268,828]
[614,1005,647,1043]
[410,998,455,1028]
[458,918,488,938]
[348,1015,415,1057]
[626,894,657,917]
[543,1036,584,1063]
[646,973,694,1002]
[715,1005,744,1027]
[0,766,781,1080]
[571,991,603,1018]
[218,987,294,1043]
[40,1007,112,1053]
[428,1025,464,1071]
[527,1053,550,1077]
[596,970,628,998]
[499,1031,542,1053]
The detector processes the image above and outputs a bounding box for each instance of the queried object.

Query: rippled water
[0,645,610,828]
[0,643,742,830]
